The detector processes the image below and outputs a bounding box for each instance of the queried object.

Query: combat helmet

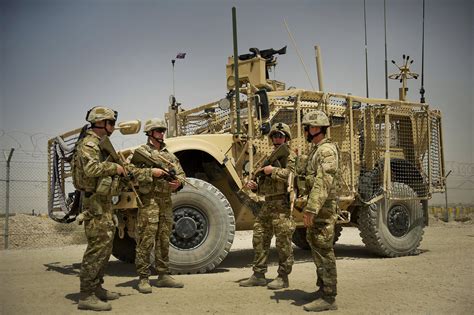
[86,106,118,123]
[302,110,330,127]
[268,122,291,140]
[144,118,167,133]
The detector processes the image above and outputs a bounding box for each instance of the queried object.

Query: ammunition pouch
[295,175,308,196]
[96,176,113,195]
[294,196,308,212]
[138,181,153,194]
[110,176,122,196]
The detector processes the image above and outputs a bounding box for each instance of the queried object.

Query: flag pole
[171,59,176,96]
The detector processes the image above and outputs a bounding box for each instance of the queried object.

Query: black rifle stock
[130,148,197,189]
[98,136,144,207]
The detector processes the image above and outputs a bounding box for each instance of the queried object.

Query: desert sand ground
[0,220,473,314]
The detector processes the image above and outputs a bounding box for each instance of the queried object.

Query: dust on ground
[0,215,473,314]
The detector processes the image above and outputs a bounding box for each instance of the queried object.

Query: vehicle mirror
[117,120,141,135]
[255,89,269,120]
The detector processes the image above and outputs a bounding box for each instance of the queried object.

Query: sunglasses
[271,133,286,139]
[303,125,310,132]
[106,120,116,127]
[153,128,167,133]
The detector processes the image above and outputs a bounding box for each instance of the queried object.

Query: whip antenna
[384,0,389,99]
[420,0,426,103]
[284,19,315,90]
[364,0,369,97]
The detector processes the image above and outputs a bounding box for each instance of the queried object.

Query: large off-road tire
[358,182,424,257]
[292,227,310,250]
[169,178,235,274]
[292,225,343,250]
[112,229,136,263]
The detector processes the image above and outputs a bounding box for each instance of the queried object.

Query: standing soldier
[128,118,185,294]
[73,106,125,311]
[300,110,340,312]
[240,122,296,290]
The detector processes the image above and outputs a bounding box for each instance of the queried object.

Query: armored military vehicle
[48,43,445,274]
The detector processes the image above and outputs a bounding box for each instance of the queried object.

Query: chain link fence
[0,150,85,249]
[1,148,473,250]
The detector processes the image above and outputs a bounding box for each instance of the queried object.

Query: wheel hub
[387,205,410,237]
[171,206,208,250]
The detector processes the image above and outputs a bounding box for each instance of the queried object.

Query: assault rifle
[252,143,290,179]
[99,136,143,207]
[130,148,197,189]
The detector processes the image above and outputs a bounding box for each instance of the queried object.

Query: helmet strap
[147,134,163,145]
[92,122,113,136]
[306,129,323,143]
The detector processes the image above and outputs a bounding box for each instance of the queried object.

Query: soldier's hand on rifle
[116,164,125,176]
[303,211,315,228]
[245,180,258,190]
[263,165,273,175]
[151,168,166,178]
[169,179,181,191]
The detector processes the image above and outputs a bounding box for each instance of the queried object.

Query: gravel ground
[0,217,473,315]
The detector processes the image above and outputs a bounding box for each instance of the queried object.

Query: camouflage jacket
[256,147,296,198]
[72,130,119,193]
[304,138,340,215]
[129,142,185,196]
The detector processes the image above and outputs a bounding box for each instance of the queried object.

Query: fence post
[4,148,15,249]
[443,170,452,222]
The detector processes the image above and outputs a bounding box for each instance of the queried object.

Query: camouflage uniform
[73,130,119,295]
[129,142,185,279]
[304,137,340,300]
[252,150,297,277]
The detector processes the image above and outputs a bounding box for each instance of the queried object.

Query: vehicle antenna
[364,0,370,98]
[283,19,315,90]
[420,0,426,103]
[384,0,388,99]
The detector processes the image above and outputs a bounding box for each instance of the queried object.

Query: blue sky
[1,0,472,163]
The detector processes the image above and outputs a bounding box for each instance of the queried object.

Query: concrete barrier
[429,206,474,222]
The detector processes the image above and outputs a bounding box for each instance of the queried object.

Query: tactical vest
[71,133,101,192]
[136,144,173,195]
[305,139,342,201]
[257,155,288,197]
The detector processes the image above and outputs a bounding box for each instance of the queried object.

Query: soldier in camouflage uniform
[239,122,296,290]
[128,118,185,294]
[73,106,125,311]
[300,110,340,312]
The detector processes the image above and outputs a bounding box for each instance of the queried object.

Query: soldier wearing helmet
[240,122,296,290]
[73,106,124,311]
[127,118,185,293]
[300,110,340,312]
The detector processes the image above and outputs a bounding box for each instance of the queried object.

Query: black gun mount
[238,46,287,63]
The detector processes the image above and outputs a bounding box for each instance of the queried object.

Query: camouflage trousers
[252,200,296,276]
[79,194,115,294]
[306,205,338,299]
[135,194,173,278]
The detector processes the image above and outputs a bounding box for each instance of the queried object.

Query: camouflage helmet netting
[302,110,330,127]
[269,122,292,140]
[144,118,167,133]
[86,106,117,123]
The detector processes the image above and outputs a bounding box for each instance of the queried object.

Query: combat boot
[137,278,152,294]
[239,272,267,287]
[95,285,120,301]
[303,288,324,301]
[267,274,289,290]
[155,274,184,288]
[303,298,337,312]
[78,292,112,311]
